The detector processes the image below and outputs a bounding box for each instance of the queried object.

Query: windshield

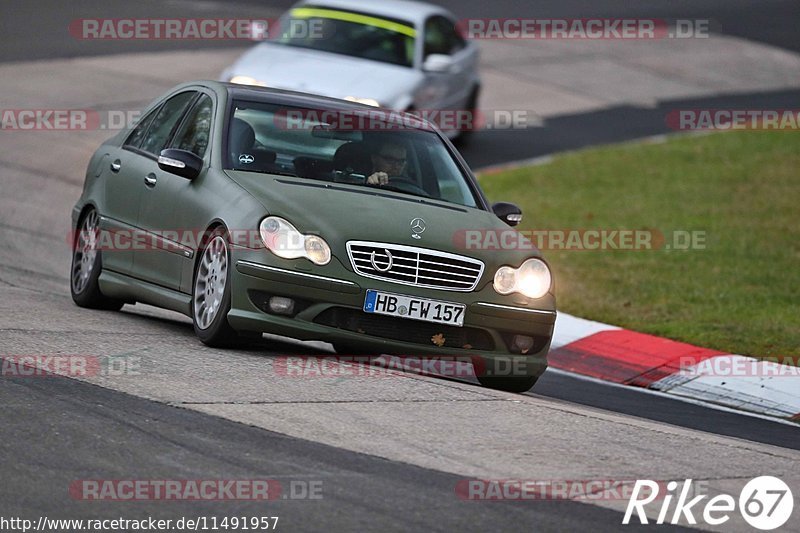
[225,100,480,208]
[273,7,416,68]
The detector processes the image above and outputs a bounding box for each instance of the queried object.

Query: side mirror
[158,149,203,180]
[423,54,454,73]
[492,202,523,226]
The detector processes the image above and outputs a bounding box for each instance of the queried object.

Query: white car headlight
[229,75,268,87]
[493,266,517,295]
[259,216,331,266]
[344,96,380,107]
[493,259,551,299]
[304,235,332,266]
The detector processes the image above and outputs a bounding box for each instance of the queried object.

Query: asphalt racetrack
[1,1,798,531]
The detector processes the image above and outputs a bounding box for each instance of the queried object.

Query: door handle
[110,160,121,172]
[144,173,157,188]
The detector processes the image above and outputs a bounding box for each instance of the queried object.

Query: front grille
[346,241,484,291]
[314,307,495,351]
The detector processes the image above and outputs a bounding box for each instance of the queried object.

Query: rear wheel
[70,209,124,310]
[192,229,240,347]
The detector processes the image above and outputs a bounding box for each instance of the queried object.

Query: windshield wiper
[366,184,431,200]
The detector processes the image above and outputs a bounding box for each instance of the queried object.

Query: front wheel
[474,354,545,393]
[192,229,240,347]
[454,86,480,146]
[70,209,124,310]
[476,374,540,393]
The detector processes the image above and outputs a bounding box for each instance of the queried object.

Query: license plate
[363,290,465,327]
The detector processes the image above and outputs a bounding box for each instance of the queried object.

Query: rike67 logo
[624,476,793,530]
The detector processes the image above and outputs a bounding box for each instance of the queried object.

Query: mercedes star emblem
[410,218,426,239]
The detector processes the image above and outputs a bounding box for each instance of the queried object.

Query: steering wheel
[385,176,429,196]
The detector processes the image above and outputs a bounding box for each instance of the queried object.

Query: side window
[439,17,466,54]
[138,91,196,156]
[171,94,213,158]
[424,16,465,58]
[124,107,159,149]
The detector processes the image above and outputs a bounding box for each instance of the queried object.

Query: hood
[227,43,422,108]
[225,171,542,276]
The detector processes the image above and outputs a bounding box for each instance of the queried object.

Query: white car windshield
[273,7,416,68]
[225,101,480,208]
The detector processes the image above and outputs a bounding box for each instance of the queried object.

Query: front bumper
[227,248,556,374]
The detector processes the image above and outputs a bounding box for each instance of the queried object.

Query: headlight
[344,96,381,107]
[493,259,551,299]
[493,266,517,295]
[304,235,332,266]
[259,217,331,266]
[229,75,267,87]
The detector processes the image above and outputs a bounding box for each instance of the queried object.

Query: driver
[366,141,407,186]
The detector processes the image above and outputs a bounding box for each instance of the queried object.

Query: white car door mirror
[423,54,454,73]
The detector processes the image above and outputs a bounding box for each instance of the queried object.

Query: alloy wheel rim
[193,235,228,330]
[71,211,99,294]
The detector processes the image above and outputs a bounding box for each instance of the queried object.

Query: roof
[220,81,439,131]
[225,82,376,110]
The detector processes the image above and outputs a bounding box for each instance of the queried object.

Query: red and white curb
[550,314,800,422]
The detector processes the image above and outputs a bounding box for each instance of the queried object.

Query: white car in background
[221,0,480,139]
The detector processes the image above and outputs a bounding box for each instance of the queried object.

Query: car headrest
[294,156,334,180]
[229,118,255,158]
[333,142,371,175]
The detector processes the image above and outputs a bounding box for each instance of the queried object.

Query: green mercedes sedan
[70,81,556,392]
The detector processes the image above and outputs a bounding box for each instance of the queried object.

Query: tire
[454,86,480,147]
[476,374,540,393]
[192,227,240,347]
[70,209,124,311]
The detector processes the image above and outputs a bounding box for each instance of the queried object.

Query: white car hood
[226,43,422,108]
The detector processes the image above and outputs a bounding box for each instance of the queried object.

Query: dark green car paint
[72,81,556,391]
